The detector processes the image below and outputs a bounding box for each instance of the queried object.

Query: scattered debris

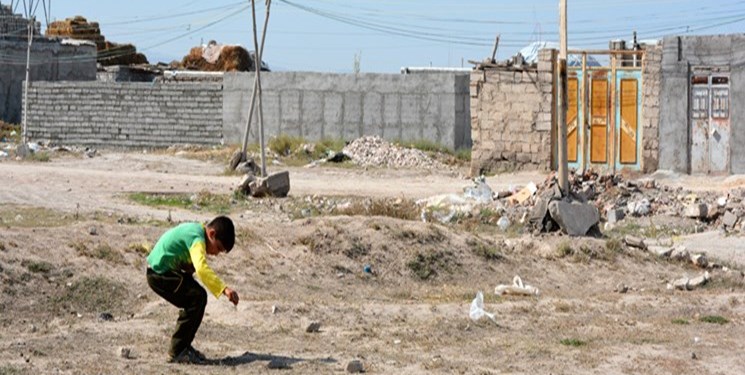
[509,182,537,204]
[88,226,98,236]
[463,176,493,204]
[469,291,497,324]
[691,254,708,268]
[246,171,290,198]
[623,235,646,250]
[668,272,710,291]
[495,275,540,296]
[119,347,134,359]
[306,321,321,333]
[615,283,629,294]
[346,359,365,373]
[98,312,114,321]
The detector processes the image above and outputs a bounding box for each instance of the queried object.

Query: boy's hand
[223,287,239,306]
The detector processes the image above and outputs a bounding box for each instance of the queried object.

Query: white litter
[469,291,497,324]
[495,275,540,296]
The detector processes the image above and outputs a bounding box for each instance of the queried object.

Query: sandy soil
[0,151,744,374]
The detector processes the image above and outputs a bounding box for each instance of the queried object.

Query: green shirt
[147,222,227,298]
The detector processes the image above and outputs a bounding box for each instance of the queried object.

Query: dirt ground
[1,151,745,374]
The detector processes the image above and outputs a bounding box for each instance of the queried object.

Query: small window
[712,76,729,85]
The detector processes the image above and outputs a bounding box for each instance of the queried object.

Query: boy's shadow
[203,351,336,369]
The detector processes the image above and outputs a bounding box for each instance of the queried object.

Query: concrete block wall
[0,37,96,124]
[469,49,554,175]
[26,82,223,147]
[641,44,662,172]
[660,34,745,174]
[223,71,471,150]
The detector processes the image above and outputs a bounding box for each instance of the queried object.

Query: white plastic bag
[469,291,497,324]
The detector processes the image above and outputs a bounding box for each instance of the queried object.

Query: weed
[407,250,452,280]
[0,365,21,375]
[671,318,689,325]
[344,237,370,259]
[467,238,503,261]
[0,121,21,143]
[555,241,573,258]
[51,276,127,313]
[126,242,150,255]
[22,260,53,274]
[605,237,623,253]
[455,148,471,161]
[25,151,51,162]
[560,338,587,347]
[237,227,259,244]
[0,205,73,227]
[0,242,5,251]
[699,315,729,325]
[129,190,233,214]
[74,241,124,263]
[334,198,418,221]
[268,134,306,156]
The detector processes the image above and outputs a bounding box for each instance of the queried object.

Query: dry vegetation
[0,151,743,374]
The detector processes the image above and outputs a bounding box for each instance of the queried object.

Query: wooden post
[557,0,569,193]
[250,0,267,177]
[490,34,500,63]
[21,15,34,147]
[580,52,587,172]
[240,0,271,156]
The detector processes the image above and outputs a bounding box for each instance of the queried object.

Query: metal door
[689,72,730,174]
[566,76,582,170]
[710,76,730,173]
[589,72,609,166]
[615,70,642,170]
[690,75,709,173]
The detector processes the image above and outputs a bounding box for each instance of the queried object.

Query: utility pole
[21,15,34,148]
[557,0,569,194]
[250,0,267,177]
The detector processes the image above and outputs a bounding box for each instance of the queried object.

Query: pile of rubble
[45,16,148,66]
[422,168,745,237]
[180,41,257,72]
[342,136,448,170]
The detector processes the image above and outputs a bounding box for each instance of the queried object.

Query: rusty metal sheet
[590,78,608,163]
[619,79,638,164]
[567,78,579,163]
[709,83,730,173]
[690,84,709,174]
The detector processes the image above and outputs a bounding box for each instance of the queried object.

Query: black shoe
[188,345,206,361]
[168,347,204,364]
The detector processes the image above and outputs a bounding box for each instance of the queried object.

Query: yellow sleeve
[188,241,227,298]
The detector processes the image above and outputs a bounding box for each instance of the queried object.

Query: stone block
[683,203,707,219]
[548,200,600,236]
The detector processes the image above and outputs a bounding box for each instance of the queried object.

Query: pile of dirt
[180,42,254,72]
[45,16,148,66]
[342,136,448,170]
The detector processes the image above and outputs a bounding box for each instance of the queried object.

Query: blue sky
[10,0,745,73]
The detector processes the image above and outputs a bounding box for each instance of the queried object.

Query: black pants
[146,268,207,357]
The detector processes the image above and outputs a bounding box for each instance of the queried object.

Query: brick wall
[469,50,554,175]
[641,44,662,172]
[26,82,222,147]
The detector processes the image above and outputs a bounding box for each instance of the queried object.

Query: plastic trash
[495,275,540,296]
[463,176,493,204]
[27,142,40,152]
[469,291,497,324]
[497,216,510,231]
[627,198,650,216]
[717,196,728,207]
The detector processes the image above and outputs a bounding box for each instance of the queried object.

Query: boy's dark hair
[207,216,235,252]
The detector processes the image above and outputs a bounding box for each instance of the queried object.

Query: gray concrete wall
[223,71,471,150]
[0,37,96,124]
[659,34,745,173]
[26,82,222,147]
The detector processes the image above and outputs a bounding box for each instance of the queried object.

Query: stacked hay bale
[45,16,148,66]
[180,41,257,72]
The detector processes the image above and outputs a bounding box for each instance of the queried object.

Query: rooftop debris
[46,16,148,66]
